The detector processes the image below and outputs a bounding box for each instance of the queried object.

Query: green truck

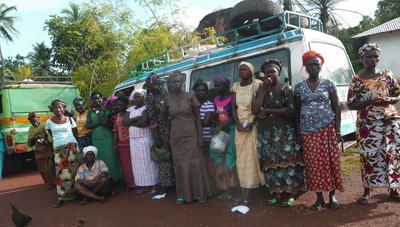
[0,75,79,174]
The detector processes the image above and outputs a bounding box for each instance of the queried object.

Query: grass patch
[341,147,358,157]
[340,155,360,176]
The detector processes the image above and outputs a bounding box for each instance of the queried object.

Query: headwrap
[239,61,255,76]
[90,91,102,99]
[116,96,129,106]
[261,58,282,73]
[49,99,75,117]
[129,89,147,101]
[302,50,325,66]
[192,79,209,92]
[73,97,84,105]
[145,73,166,87]
[28,112,39,120]
[358,43,380,59]
[83,146,98,158]
[214,76,230,89]
[104,96,118,110]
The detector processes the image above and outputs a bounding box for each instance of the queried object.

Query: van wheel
[229,0,283,37]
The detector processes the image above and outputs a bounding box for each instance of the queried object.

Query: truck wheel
[3,154,14,175]
[229,0,283,37]
[13,153,23,173]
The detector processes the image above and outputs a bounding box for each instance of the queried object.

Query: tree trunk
[0,43,4,76]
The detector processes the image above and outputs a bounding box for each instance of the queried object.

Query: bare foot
[100,196,107,203]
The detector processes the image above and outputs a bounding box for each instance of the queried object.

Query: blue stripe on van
[115,29,304,91]
[341,123,357,136]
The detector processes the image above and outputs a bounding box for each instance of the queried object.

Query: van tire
[229,0,283,37]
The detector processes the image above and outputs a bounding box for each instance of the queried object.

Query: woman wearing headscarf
[74,146,112,204]
[113,96,136,190]
[347,43,400,205]
[231,61,265,206]
[253,59,306,208]
[209,76,239,201]
[87,91,124,185]
[294,51,344,210]
[143,73,175,195]
[28,112,56,190]
[45,99,79,208]
[123,89,158,195]
[73,97,93,156]
[162,70,212,204]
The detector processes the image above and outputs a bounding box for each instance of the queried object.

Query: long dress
[347,70,400,188]
[113,113,136,187]
[257,85,306,194]
[45,118,79,200]
[129,106,158,186]
[294,78,344,192]
[231,80,265,188]
[89,109,124,182]
[207,95,239,192]
[169,92,212,202]
[144,93,175,188]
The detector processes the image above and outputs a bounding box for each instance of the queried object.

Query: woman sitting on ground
[74,146,112,204]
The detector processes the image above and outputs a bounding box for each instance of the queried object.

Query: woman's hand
[211,126,221,135]
[297,135,303,147]
[336,132,342,143]
[236,124,244,132]
[381,97,392,106]
[368,98,383,106]
[260,108,270,117]
[197,137,204,148]
[243,123,253,132]
[114,144,119,153]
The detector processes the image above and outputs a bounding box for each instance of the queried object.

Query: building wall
[369,30,400,80]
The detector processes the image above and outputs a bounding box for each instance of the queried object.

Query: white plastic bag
[210,131,230,153]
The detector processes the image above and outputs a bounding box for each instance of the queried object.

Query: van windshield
[9,87,78,113]
[309,42,353,85]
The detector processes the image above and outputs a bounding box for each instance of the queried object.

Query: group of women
[24,43,400,211]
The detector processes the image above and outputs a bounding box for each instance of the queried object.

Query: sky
[2,0,380,59]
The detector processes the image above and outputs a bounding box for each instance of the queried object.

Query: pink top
[214,95,232,123]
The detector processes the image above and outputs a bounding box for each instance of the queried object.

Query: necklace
[268,83,280,99]
[307,78,320,86]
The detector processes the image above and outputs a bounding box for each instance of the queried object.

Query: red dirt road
[1,169,400,227]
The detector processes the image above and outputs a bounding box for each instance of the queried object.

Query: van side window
[191,63,234,92]
[163,73,187,91]
[309,42,353,85]
[238,49,290,84]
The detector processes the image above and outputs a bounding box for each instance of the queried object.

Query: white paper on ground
[152,193,167,200]
[231,205,250,214]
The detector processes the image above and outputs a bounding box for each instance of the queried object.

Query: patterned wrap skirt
[302,122,344,192]
[54,142,79,200]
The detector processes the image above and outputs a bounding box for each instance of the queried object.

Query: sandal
[241,200,252,207]
[281,198,294,208]
[390,191,400,202]
[81,198,90,205]
[328,197,340,210]
[217,194,232,201]
[199,198,207,204]
[233,198,242,206]
[53,200,64,208]
[176,197,185,205]
[357,194,369,205]
[134,188,149,195]
[310,202,325,211]
[149,190,158,197]
[267,198,278,206]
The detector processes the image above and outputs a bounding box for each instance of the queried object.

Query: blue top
[294,78,336,134]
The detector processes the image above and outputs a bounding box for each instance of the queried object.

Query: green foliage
[27,42,53,76]
[375,0,400,24]
[0,3,20,74]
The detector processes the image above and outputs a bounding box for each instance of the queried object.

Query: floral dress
[257,85,306,194]
[347,70,400,188]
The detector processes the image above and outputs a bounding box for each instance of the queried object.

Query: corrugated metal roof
[352,17,400,38]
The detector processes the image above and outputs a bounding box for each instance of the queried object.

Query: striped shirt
[200,101,215,141]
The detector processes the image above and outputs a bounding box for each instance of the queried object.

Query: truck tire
[13,153,23,173]
[289,13,308,28]
[229,0,283,37]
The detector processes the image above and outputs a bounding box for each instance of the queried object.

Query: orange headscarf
[302,50,325,66]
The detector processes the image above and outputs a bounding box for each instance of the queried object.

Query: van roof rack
[0,75,74,87]
[126,11,323,79]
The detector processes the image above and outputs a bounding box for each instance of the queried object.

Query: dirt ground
[1,161,400,227]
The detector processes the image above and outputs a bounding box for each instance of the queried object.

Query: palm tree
[28,42,53,76]
[0,3,19,74]
[304,0,361,33]
[278,0,308,12]
[61,2,89,24]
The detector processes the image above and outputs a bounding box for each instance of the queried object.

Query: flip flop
[81,198,90,205]
[199,198,207,204]
[328,199,340,210]
[134,188,149,195]
[267,198,277,206]
[357,194,369,205]
[176,197,185,205]
[233,198,242,206]
[149,190,158,197]
[310,202,326,211]
[281,198,294,208]
[241,200,252,207]
[217,194,232,201]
